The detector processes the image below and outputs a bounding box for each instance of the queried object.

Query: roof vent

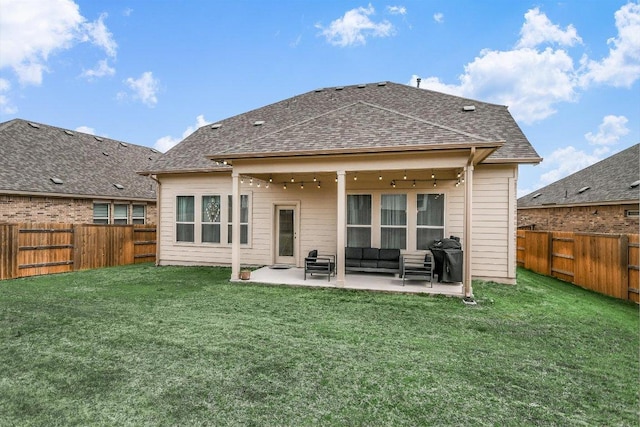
[532,193,541,199]
[114,183,124,190]
[314,88,324,92]
[148,157,153,161]
[64,130,74,136]
[463,106,476,112]
[630,180,640,188]
[377,82,387,86]
[335,86,344,91]
[577,186,591,194]
[103,152,109,156]
[150,148,158,153]
[27,122,40,129]
[119,142,128,147]
[50,177,63,185]
[211,123,222,129]
[94,136,103,142]
[357,84,366,88]
[253,120,265,126]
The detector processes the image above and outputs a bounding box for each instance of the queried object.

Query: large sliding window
[227,195,249,244]
[202,195,221,243]
[381,194,407,249]
[347,194,372,247]
[176,196,195,242]
[417,193,445,249]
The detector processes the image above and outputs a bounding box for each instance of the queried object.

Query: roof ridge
[356,100,493,142]
[219,100,493,156]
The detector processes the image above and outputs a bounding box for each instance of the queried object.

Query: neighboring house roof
[144,81,540,174]
[0,119,157,201]
[518,143,640,208]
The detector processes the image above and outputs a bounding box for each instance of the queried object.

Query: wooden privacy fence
[0,223,156,280]
[517,230,639,303]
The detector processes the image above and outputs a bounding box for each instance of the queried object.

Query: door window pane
[278,209,294,256]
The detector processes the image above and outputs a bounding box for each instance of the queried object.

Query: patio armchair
[304,250,336,281]
[401,252,434,287]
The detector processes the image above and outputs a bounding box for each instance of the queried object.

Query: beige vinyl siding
[471,165,517,282]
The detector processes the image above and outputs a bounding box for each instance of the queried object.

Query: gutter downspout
[149,174,161,266]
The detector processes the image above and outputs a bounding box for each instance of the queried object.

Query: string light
[269,176,273,183]
[433,180,437,187]
[291,177,295,182]
[313,175,317,182]
[300,182,304,189]
[412,180,416,187]
[391,180,396,188]
[240,177,244,184]
[403,170,407,180]
[431,171,435,179]
[317,181,321,189]
[283,183,287,190]
[249,177,253,186]
[354,173,358,181]
[378,173,382,180]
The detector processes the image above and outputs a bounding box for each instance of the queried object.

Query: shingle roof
[0,119,157,200]
[145,82,540,174]
[518,143,640,208]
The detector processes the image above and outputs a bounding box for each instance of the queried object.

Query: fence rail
[517,230,639,303]
[0,223,156,280]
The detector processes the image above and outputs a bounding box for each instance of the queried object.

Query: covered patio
[235,265,464,296]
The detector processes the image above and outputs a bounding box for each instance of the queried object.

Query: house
[0,119,157,224]
[518,143,639,233]
[141,82,541,296]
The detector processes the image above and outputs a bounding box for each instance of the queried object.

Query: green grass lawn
[1,264,638,426]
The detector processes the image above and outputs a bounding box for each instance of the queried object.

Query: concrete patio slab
[234,266,464,297]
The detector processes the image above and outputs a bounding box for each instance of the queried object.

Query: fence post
[620,234,629,301]
[0,224,19,279]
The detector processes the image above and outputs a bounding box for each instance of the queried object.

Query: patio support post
[336,170,346,286]
[231,171,241,280]
[463,164,474,297]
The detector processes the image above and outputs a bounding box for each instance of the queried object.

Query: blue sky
[1,0,638,197]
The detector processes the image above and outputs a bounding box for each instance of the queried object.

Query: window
[113,204,129,224]
[93,203,109,224]
[176,196,195,242]
[132,205,146,224]
[227,195,249,244]
[347,195,372,247]
[202,195,221,243]
[626,209,639,218]
[417,193,445,249]
[380,194,407,249]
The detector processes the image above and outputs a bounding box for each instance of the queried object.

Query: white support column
[231,171,241,280]
[336,170,346,287]
[463,164,474,297]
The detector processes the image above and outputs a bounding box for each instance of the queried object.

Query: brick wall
[0,195,157,224]
[518,203,639,233]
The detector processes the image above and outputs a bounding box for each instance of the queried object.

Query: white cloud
[154,115,211,152]
[81,59,115,80]
[412,4,640,125]
[538,146,605,187]
[0,0,118,86]
[0,78,17,114]
[433,13,444,23]
[387,6,407,15]
[580,2,640,88]
[415,46,578,124]
[123,72,160,107]
[516,7,582,49]
[75,125,96,135]
[80,13,117,57]
[584,115,630,145]
[316,4,394,47]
